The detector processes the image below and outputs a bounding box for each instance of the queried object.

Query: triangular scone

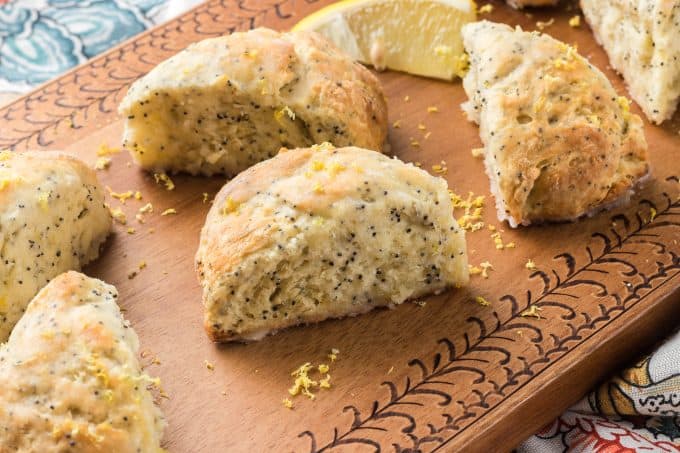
[119,28,387,176]
[461,21,649,227]
[196,145,469,342]
[0,272,165,452]
[581,0,680,124]
[0,151,111,341]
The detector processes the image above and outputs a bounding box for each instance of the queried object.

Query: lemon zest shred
[521,305,542,319]
[154,172,175,191]
[474,296,491,306]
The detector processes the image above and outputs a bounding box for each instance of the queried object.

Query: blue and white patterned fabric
[0,0,177,101]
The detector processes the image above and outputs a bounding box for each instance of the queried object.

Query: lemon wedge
[293,0,477,80]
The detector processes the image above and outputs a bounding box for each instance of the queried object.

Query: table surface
[1,0,679,451]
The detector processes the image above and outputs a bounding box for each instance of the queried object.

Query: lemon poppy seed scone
[581,0,680,124]
[196,145,469,342]
[0,151,112,341]
[119,28,388,176]
[0,272,165,452]
[461,21,649,227]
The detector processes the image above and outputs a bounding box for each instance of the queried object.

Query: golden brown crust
[0,271,165,452]
[0,150,112,341]
[581,0,680,124]
[462,21,649,226]
[196,145,469,342]
[119,28,387,176]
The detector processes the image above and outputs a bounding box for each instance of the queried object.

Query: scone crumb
[469,265,482,276]
[410,138,420,148]
[392,120,402,129]
[525,259,537,270]
[97,143,120,156]
[474,296,491,306]
[318,364,329,374]
[205,360,215,371]
[203,192,210,203]
[649,207,657,222]
[491,231,505,250]
[139,202,153,214]
[134,191,142,200]
[108,188,134,204]
[568,15,581,27]
[328,348,340,362]
[94,157,112,170]
[415,300,427,307]
[127,227,136,234]
[161,208,177,216]
[424,132,432,140]
[432,161,448,175]
[138,261,147,270]
[404,95,410,102]
[388,366,395,375]
[154,172,175,191]
[319,375,331,389]
[521,305,542,319]
[418,123,427,131]
[471,147,484,158]
[478,3,494,14]
[480,261,493,278]
[536,18,555,30]
[282,398,294,409]
[427,106,439,113]
[110,207,127,225]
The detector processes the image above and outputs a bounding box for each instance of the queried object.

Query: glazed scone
[506,0,559,9]
[0,271,165,452]
[581,0,680,124]
[461,21,649,227]
[195,144,469,342]
[0,151,112,341]
[119,28,388,176]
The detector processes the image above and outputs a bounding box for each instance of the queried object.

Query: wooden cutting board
[2,1,679,451]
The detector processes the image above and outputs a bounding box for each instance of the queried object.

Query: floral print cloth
[0,0,171,102]
[519,329,680,452]
[0,1,678,451]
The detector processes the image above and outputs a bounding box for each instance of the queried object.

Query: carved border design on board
[300,178,680,452]
[0,0,311,150]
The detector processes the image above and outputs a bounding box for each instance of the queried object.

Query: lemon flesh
[293,0,477,80]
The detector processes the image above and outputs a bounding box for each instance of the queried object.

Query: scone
[581,0,680,124]
[119,28,388,176]
[461,21,649,227]
[506,0,559,9]
[195,144,469,342]
[0,151,112,341]
[0,271,165,452]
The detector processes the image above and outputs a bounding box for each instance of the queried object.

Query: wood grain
[1,1,679,452]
